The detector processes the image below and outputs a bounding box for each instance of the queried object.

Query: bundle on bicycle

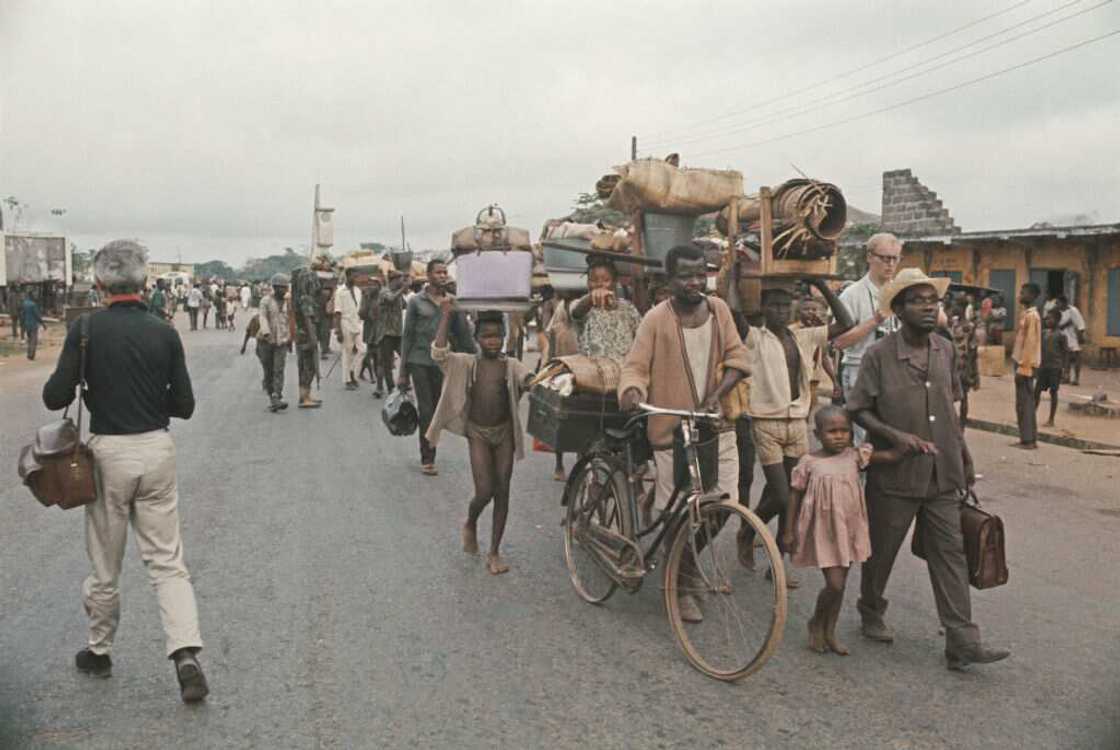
[541,400,788,683]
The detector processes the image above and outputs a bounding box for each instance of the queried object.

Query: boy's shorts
[751,417,809,467]
[1036,367,1062,392]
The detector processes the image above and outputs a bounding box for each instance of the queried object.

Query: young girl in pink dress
[782,406,898,655]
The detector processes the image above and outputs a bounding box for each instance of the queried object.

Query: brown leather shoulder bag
[18,313,97,510]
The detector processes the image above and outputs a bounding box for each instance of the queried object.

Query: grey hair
[865,232,901,255]
[94,240,149,294]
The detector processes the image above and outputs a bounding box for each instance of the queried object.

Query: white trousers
[84,431,202,657]
[341,329,366,383]
[653,430,739,509]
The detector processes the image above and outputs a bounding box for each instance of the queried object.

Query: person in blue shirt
[21,291,45,360]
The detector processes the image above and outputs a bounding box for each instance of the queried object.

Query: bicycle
[561,403,787,681]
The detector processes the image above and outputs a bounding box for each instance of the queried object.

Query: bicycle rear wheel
[664,501,787,681]
[562,455,634,604]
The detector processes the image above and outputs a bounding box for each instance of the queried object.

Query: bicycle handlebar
[636,402,721,421]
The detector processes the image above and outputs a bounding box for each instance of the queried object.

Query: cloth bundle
[604,160,743,216]
[531,355,621,396]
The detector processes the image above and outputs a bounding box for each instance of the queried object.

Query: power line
[648,0,1106,151]
[687,28,1120,160]
[638,0,1039,144]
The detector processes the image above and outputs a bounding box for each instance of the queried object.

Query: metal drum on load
[641,213,696,263]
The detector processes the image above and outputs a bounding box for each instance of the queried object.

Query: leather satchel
[17,314,97,510]
[911,489,1009,590]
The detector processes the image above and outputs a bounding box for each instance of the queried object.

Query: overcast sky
[2,0,1118,265]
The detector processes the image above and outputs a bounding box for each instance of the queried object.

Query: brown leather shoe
[946,644,1010,671]
[860,620,895,643]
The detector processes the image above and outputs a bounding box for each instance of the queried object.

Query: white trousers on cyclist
[653,430,739,509]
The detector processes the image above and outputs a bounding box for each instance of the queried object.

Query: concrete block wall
[880,168,960,237]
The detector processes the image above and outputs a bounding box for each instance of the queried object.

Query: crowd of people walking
[31,232,1020,706]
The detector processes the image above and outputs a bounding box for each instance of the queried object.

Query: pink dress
[789,447,872,569]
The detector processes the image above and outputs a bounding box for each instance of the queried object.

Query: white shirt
[333,284,363,335]
[681,319,713,403]
[1060,306,1085,352]
[838,274,897,368]
[186,287,202,308]
[744,324,828,420]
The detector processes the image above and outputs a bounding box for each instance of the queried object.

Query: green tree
[240,247,311,281]
[569,192,626,226]
[194,259,237,281]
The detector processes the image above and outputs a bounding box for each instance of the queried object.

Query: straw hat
[879,268,950,315]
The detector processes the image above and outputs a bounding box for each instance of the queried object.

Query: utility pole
[400,215,407,255]
[310,183,320,260]
[630,135,637,161]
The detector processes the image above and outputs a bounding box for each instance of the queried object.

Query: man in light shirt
[1056,294,1086,385]
[333,268,365,391]
[739,280,853,587]
[833,233,903,443]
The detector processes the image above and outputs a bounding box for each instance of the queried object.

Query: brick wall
[880,168,959,236]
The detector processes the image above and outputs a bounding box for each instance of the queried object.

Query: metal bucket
[641,213,696,264]
[542,240,591,271]
[391,251,413,271]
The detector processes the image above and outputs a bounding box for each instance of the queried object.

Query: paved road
[1,319,1119,749]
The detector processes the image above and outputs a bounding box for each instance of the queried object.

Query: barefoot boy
[426,299,534,575]
[1034,308,1068,428]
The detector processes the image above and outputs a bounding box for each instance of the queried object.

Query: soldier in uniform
[312,256,335,359]
[291,267,323,409]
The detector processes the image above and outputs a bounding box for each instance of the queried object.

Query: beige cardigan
[425,343,535,459]
[618,297,750,448]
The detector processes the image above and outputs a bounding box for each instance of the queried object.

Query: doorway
[1029,268,1079,311]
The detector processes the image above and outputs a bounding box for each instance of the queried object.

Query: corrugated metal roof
[903,223,1120,245]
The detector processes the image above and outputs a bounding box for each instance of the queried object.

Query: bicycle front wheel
[562,455,634,604]
[664,501,787,681]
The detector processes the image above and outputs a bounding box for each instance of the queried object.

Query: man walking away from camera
[41,239,208,703]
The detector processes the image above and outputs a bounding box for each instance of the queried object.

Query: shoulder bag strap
[76,313,90,443]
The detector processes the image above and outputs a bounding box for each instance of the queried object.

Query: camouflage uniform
[291,269,322,389]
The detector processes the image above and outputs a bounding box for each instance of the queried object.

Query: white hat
[879,268,950,315]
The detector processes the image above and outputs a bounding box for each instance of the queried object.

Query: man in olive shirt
[847,269,1008,671]
[398,259,475,475]
[42,240,208,703]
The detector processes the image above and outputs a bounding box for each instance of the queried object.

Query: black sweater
[43,302,195,434]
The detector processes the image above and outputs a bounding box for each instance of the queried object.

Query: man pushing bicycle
[619,243,750,623]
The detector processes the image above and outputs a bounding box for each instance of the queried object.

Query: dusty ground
[1,315,1118,749]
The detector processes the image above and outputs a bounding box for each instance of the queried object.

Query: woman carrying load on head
[568,255,641,364]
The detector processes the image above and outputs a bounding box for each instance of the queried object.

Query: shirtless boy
[427,300,533,575]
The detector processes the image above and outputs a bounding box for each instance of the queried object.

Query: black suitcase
[526,386,630,454]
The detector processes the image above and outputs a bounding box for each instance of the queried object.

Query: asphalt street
[1,317,1118,749]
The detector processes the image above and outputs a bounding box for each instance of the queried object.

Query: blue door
[1029,269,1049,313]
[1109,268,1120,337]
[988,269,1016,330]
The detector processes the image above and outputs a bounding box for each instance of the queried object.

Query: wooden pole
[759,186,774,276]
[631,135,637,161]
[400,216,407,255]
[727,197,741,312]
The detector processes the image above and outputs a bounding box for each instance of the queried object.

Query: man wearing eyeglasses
[833,233,903,443]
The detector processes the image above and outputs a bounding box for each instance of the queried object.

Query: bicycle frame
[620,404,722,571]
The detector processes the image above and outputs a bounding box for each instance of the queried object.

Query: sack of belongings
[604,159,743,216]
[451,205,533,254]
